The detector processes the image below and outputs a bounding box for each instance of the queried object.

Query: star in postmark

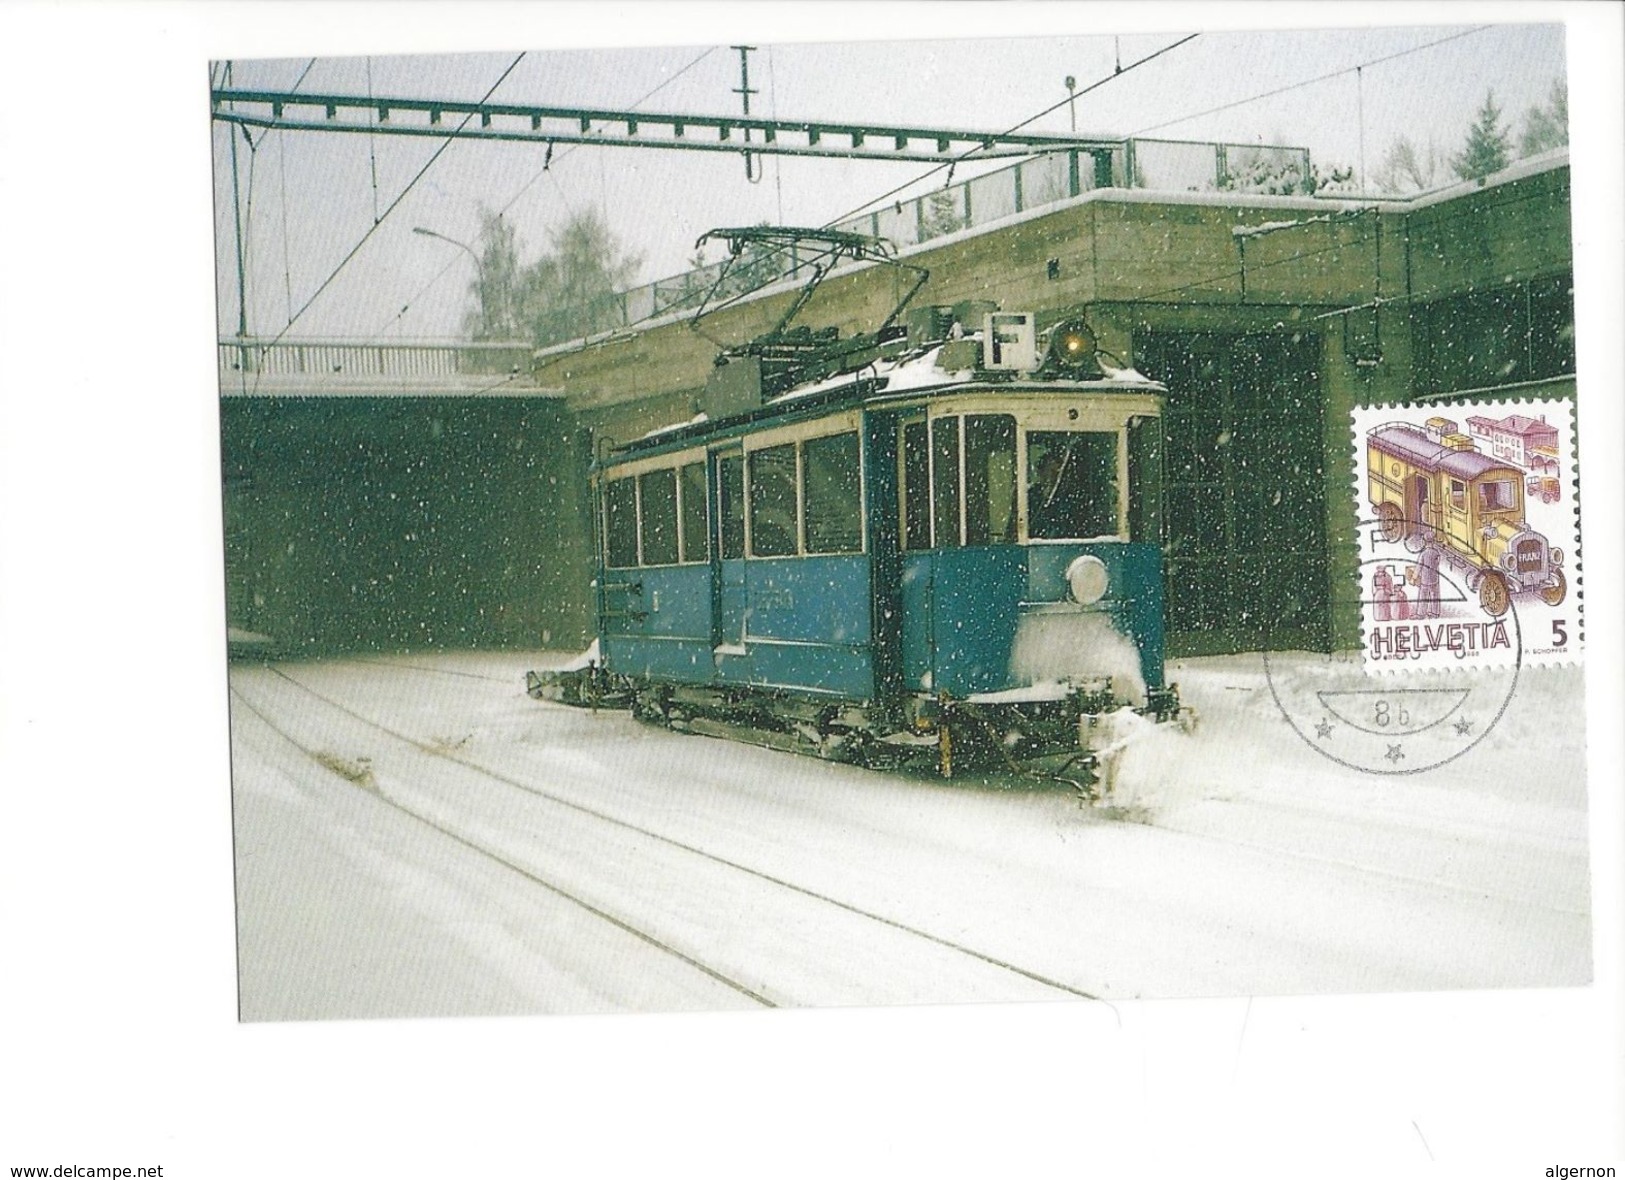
[1385,744,1405,764]
[1315,718,1334,740]
[1454,717,1474,736]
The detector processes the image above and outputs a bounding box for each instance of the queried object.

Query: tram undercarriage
[526,663,1186,802]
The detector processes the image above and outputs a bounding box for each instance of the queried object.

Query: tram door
[862,410,904,702]
[710,445,749,678]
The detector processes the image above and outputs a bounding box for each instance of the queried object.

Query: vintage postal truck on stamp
[1352,399,1580,671]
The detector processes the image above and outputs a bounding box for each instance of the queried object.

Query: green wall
[220,396,592,656]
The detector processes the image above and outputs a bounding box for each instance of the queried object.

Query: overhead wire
[467,34,1201,346]
[240,124,259,335]
[487,36,1201,346]
[248,50,527,383]
[249,57,317,150]
[362,44,719,344]
[366,56,381,224]
[281,28,1533,352]
[217,57,315,331]
[822,33,1201,229]
[768,45,784,224]
[1129,25,1490,136]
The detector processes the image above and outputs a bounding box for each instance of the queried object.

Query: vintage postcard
[4,3,1622,1178]
[202,22,1597,1033]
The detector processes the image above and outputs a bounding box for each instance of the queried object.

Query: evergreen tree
[1519,79,1568,157]
[921,188,965,241]
[1453,91,1512,181]
[663,249,718,315]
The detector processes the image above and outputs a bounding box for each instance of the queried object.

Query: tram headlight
[1551,547,1564,566]
[1045,317,1101,377]
[1065,554,1110,605]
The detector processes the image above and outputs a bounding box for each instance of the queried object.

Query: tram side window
[932,417,962,549]
[718,454,745,559]
[964,415,1016,545]
[1026,431,1119,540]
[679,461,709,563]
[1449,479,1466,512]
[638,469,679,566]
[604,477,638,568]
[901,420,930,550]
[749,443,799,557]
[803,431,863,554]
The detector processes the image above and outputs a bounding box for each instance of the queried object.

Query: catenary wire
[822,33,1201,229]
[1130,26,1491,136]
[247,51,527,384]
[361,45,719,344]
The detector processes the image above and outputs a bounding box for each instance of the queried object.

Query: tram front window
[1026,431,1119,540]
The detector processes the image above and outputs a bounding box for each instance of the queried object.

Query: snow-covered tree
[920,188,965,241]
[1519,79,1568,158]
[653,248,718,316]
[1452,91,1512,181]
[1218,150,1355,196]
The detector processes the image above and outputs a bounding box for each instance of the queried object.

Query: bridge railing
[219,338,535,378]
[594,138,1313,342]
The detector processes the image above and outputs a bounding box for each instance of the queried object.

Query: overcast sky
[212,19,1568,341]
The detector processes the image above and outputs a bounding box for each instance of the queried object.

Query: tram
[530,228,1183,795]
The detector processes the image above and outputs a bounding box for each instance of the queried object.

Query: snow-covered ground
[228,650,1589,1021]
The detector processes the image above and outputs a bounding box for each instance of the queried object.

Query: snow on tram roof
[621,340,1164,454]
[767,341,1160,405]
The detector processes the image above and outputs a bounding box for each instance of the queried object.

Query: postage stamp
[1351,399,1582,671]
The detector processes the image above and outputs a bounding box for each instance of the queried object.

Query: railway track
[341,657,1587,922]
[229,665,1103,1008]
[231,686,777,1008]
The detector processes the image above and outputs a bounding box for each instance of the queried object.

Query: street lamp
[414,225,495,336]
[1064,76,1076,135]
[413,225,480,269]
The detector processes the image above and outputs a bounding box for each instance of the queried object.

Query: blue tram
[532,229,1181,792]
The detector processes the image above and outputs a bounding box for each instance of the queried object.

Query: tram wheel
[1478,571,1510,618]
[1539,567,1567,607]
